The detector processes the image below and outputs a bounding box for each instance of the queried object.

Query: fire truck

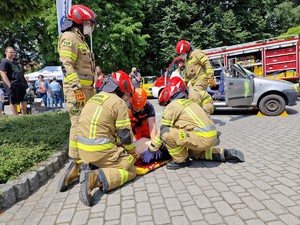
[203,34,300,81]
[152,34,300,98]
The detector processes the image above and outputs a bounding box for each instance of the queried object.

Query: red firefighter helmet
[68,4,97,24]
[168,77,187,93]
[158,86,180,106]
[111,70,134,95]
[130,88,147,110]
[176,40,191,54]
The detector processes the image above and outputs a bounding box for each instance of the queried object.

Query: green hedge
[0,112,70,183]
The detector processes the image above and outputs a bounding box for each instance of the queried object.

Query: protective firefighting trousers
[64,83,95,158]
[188,74,209,91]
[79,146,136,192]
[161,127,225,163]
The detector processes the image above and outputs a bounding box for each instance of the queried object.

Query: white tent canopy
[25,66,64,82]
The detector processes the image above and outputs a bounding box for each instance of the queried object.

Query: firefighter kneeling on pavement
[76,71,137,206]
[142,82,245,169]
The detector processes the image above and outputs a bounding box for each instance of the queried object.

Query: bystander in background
[34,75,50,107]
[0,87,4,115]
[0,47,28,115]
[94,66,106,93]
[129,67,141,88]
[46,78,53,107]
[49,77,63,108]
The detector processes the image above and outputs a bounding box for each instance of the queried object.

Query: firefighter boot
[224,149,245,162]
[58,160,83,192]
[79,170,103,207]
[166,158,191,170]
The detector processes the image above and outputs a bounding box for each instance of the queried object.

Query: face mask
[181,53,187,60]
[83,25,93,35]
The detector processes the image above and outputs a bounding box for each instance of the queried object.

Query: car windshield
[143,76,156,84]
[243,67,257,77]
[229,64,253,78]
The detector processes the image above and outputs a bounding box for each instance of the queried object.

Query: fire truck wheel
[258,94,285,116]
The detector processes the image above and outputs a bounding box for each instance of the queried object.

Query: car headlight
[292,84,299,91]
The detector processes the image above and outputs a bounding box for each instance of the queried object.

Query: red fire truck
[152,35,300,98]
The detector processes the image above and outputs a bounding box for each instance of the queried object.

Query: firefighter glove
[142,149,162,163]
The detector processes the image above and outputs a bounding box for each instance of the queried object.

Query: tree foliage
[0,1,45,27]
[0,0,299,75]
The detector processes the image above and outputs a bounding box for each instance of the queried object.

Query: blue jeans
[37,92,47,107]
[53,91,62,108]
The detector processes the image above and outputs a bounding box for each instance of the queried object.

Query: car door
[225,65,254,107]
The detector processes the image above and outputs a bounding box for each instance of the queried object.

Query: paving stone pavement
[1,99,300,225]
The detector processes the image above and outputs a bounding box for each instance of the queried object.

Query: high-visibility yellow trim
[65,72,78,83]
[75,159,83,163]
[119,169,129,185]
[116,119,131,127]
[80,79,93,86]
[206,68,214,74]
[186,57,197,66]
[205,147,213,160]
[123,143,135,151]
[192,130,217,138]
[153,135,163,146]
[89,106,102,139]
[177,98,193,107]
[161,119,173,126]
[184,106,205,127]
[69,140,77,148]
[167,145,185,156]
[200,56,209,64]
[202,98,209,105]
[59,50,77,61]
[78,142,116,152]
[89,94,109,105]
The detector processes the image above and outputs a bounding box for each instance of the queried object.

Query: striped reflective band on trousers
[77,136,115,152]
[205,147,225,161]
[167,145,186,156]
[119,169,129,185]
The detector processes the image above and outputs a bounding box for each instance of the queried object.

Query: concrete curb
[0,149,68,211]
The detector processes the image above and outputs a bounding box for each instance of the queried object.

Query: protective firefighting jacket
[184,49,214,84]
[188,87,214,115]
[129,102,155,141]
[58,27,95,87]
[149,98,217,152]
[76,92,136,154]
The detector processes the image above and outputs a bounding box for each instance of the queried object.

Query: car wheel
[258,94,285,116]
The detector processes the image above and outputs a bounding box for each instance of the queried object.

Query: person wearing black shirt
[0,47,28,115]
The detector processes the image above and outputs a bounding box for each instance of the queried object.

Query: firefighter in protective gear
[57,4,97,192]
[129,88,157,155]
[176,40,215,91]
[168,76,214,115]
[77,71,137,206]
[170,61,185,79]
[129,88,171,175]
[142,85,245,169]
